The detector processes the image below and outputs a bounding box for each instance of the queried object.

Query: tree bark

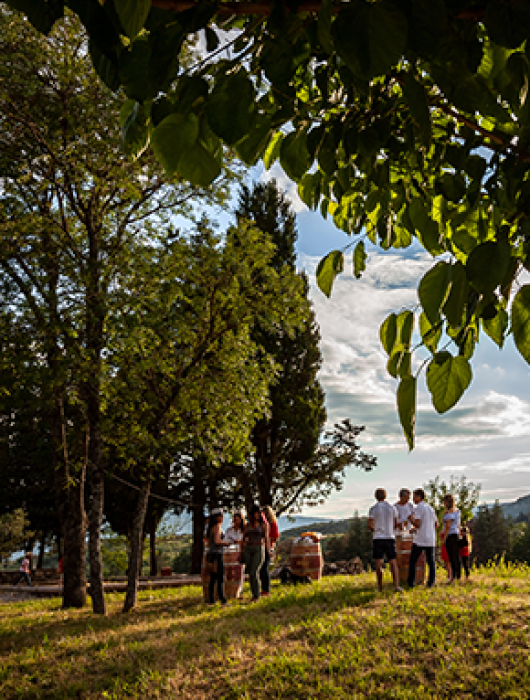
[123,468,153,612]
[56,532,62,561]
[37,531,46,569]
[149,524,157,576]
[191,474,206,575]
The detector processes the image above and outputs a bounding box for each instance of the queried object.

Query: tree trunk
[149,524,157,576]
[56,532,62,561]
[239,469,255,515]
[191,474,206,575]
[37,531,46,569]
[123,469,153,612]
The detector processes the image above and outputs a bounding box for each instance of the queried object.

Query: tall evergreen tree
[472,502,512,565]
[235,181,375,514]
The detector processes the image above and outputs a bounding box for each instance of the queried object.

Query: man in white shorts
[368,488,402,593]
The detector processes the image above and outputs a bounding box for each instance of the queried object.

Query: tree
[12,0,530,448]
[0,509,33,564]
[472,501,512,565]
[511,522,530,564]
[0,10,237,612]
[235,181,375,514]
[423,475,481,524]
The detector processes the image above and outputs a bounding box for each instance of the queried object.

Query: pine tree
[472,502,512,565]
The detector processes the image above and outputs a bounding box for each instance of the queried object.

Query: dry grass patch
[0,564,529,698]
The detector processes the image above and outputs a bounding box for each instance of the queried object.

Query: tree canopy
[9,0,530,448]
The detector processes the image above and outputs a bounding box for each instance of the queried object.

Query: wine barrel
[289,539,323,581]
[160,567,172,578]
[396,533,425,585]
[223,544,244,599]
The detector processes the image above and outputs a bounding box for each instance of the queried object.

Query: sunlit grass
[1,564,529,698]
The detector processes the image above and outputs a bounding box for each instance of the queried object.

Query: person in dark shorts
[368,489,402,593]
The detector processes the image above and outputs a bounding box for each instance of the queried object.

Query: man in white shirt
[368,488,402,593]
[394,488,414,531]
[407,488,437,588]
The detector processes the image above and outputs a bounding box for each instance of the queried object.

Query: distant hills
[500,494,530,520]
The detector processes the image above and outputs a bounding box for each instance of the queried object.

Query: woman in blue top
[442,494,461,582]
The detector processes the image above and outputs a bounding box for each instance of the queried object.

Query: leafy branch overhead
[12,0,530,447]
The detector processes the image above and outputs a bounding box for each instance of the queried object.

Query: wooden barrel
[201,543,245,601]
[223,544,244,599]
[160,567,172,577]
[396,533,425,585]
[289,539,323,581]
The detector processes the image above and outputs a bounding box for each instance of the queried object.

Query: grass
[1,562,530,699]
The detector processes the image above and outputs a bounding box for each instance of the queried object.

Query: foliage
[12,0,530,447]
[1,568,530,697]
[423,475,481,524]
[100,525,129,577]
[472,501,513,565]
[511,522,530,564]
[321,512,373,566]
[0,509,33,564]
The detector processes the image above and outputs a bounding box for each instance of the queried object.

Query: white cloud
[261,164,308,214]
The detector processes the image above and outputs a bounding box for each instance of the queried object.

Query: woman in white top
[225,512,245,543]
[441,494,461,582]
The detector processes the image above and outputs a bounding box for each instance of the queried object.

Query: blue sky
[258,164,530,518]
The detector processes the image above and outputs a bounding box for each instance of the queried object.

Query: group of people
[368,487,471,592]
[205,504,279,605]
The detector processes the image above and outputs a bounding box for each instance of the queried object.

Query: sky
[258,164,530,519]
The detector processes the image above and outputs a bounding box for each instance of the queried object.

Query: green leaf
[403,72,431,148]
[482,306,509,348]
[418,261,451,325]
[353,240,367,279]
[408,199,444,255]
[396,310,414,349]
[280,131,310,181]
[7,0,64,34]
[419,312,442,354]
[316,250,344,298]
[119,35,151,102]
[298,172,321,210]
[114,0,151,39]
[150,113,199,175]
[235,115,271,165]
[397,376,416,450]
[387,349,412,379]
[380,313,397,355]
[90,40,119,92]
[177,142,221,187]
[263,132,283,170]
[436,173,466,203]
[120,100,150,159]
[318,0,333,53]
[512,285,530,364]
[443,261,469,327]
[333,0,408,79]
[466,240,511,295]
[207,70,255,145]
[426,352,472,414]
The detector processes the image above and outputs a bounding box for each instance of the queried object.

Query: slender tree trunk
[191,474,206,574]
[239,466,255,514]
[149,524,157,576]
[123,468,153,612]
[56,532,62,561]
[37,531,46,569]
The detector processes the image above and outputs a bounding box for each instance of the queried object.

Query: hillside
[280,517,353,541]
[1,564,529,698]
[501,494,530,520]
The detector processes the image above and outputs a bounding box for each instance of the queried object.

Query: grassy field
[1,562,529,699]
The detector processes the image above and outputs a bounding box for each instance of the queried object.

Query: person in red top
[459,526,471,580]
[260,506,279,597]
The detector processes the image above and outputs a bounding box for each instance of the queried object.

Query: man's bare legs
[375,559,384,591]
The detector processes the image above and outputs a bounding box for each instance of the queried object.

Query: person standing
[243,505,268,602]
[368,489,402,593]
[207,508,230,605]
[15,552,33,587]
[225,512,246,544]
[440,533,452,581]
[394,489,413,531]
[459,526,471,581]
[442,494,461,583]
[260,506,279,597]
[407,489,437,588]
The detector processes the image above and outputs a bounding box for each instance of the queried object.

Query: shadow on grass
[0,578,381,698]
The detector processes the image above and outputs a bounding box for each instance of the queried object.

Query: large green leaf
[316,250,344,298]
[263,132,283,170]
[120,100,150,159]
[482,305,509,348]
[150,113,199,176]
[419,312,442,354]
[280,131,310,181]
[443,261,469,327]
[333,0,408,79]
[177,142,221,188]
[397,376,416,450]
[380,313,397,355]
[235,115,271,165]
[426,352,472,414]
[466,240,511,295]
[408,199,444,255]
[353,240,367,279]
[418,261,451,325]
[207,70,255,145]
[512,285,530,364]
[298,173,322,210]
[387,349,412,379]
[114,0,151,39]
[396,310,414,349]
[403,72,431,148]
[119,35,151,102]
[90,40,120,92]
